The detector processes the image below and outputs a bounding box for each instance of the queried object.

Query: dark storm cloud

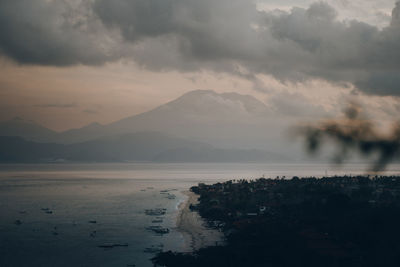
[0,0,122,66]
[93,0,400,96]
[260,1,400,95]
[94,0,260,60]
[1,0,400,96]
[94,0,400,96]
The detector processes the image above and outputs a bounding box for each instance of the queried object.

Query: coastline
[176,190,223,252]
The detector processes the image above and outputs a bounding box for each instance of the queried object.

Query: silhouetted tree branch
[300,102,400,171]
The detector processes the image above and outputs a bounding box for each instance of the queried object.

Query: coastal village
[154,176,400,267]
[192,176,400,221]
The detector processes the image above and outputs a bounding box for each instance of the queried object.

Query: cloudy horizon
[0,0,399,131]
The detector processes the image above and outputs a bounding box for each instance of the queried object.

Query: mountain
[57,122,104,144]
[0,117,58,142]
[103,90,292,152]
[0,90,300,159]
[0,133,285,163]
[64,132,213,162]
[56,90,282,150]
[0,136,64,162]
[107,90,271,133]
[0,90,276,146]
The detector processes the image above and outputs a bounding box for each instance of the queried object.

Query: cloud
[1,0,400,96]
[0,0,123,66]
[258,0,395,27]
[267,91,330,118]
[92,0,400,96]
[94,0,400,96]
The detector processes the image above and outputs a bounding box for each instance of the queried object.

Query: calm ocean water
[1,162,400,267]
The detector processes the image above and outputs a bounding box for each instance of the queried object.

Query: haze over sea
[0,162,399,267]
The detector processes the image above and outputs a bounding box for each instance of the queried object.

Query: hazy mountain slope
[0,117,58,142]
[0,90,299,159]
[0,136,64,162]
[64,132,213,161]
[56,90,282,150]
[0,133,286,163]
[104,90,289,151]
[57,122,104,144]
[108,90,271,132]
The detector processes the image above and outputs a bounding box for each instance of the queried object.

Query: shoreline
[175,190,222,252]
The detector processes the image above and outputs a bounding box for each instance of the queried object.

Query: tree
[300,102,400,171]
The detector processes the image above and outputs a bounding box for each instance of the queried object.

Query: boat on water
[153,228,169,234]
[166,194,176,199]
[145,208,166,216]
[98,243,129,249]
[146,226,170,235]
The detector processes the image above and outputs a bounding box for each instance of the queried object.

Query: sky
[0,0,399,131]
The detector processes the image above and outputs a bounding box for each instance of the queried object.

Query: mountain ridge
[0,90,293,157]
[0,90,276,148]
[0,117,58,142]
[0,133,287,163]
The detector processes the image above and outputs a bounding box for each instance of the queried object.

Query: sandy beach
[176,191,223,252]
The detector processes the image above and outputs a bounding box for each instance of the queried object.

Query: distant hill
[0,117,58,142]
[0,133,286,163]
[0,90,280,147]
[0,136,64,162]
[63,132,213,162]
[57,122,104,144]
[0,90,302,160]
[102,90,277,149]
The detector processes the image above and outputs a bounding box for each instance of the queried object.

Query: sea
[1,162,400,267]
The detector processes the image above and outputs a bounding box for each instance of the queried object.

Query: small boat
[146,226,162,230]
[145,208,166,216]
[146,226,170,235]
[166,194,176,199]
[41,208,53,214]
[98,243,128,249]
[153,228,169,234]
